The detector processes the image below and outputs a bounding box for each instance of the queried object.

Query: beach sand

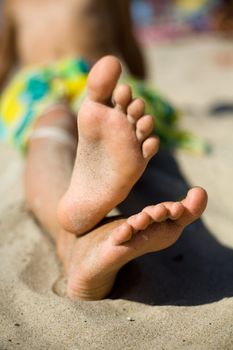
[1,37,233,350]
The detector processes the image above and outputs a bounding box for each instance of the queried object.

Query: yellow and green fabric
[0,57,208,154]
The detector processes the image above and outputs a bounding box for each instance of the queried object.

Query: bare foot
[59,187,207,300]
[58,56,159,235]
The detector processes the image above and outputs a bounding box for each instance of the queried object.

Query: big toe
[87,56,122,104]
[177,187,208,227]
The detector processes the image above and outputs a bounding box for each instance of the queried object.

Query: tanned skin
[0,0,146,90]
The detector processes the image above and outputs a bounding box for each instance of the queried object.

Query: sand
[1,36,233,350]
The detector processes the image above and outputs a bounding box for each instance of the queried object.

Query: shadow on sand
[111,150,233,306]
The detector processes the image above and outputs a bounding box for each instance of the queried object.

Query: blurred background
[131,0,233,42]
[1,0,233,42]
[127,0,233,119]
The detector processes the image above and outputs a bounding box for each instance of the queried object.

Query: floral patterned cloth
[0,57,208,154]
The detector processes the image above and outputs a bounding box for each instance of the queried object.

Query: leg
[25,56,207,301]
[25,104,77,242]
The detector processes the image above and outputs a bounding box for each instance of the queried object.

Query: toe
[127,212,151,231]
[111,222,133,245]
[136,115,154,142]
[161,202,184,220]
[169,202,184,220]
[176,187,208,227]
[87,56,122,104]
[143,203,168,222]
[113,84,132,112]
[142,136,160,159]
[127,98,145,124]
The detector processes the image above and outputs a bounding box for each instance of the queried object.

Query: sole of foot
[64,187,207,300]
[58,56,159,235]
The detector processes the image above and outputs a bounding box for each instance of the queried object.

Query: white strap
[30,127,77,150]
